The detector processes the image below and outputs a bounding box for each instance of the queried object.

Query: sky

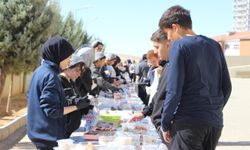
[60,0,234,57]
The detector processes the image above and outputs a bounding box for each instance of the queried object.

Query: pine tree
[60,12,92,49]
[0,0,61,103]
[0,0,93,101]
[46,0,63,37]
[82,28,92,46]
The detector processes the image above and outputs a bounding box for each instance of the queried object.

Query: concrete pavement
[216,78,250,150]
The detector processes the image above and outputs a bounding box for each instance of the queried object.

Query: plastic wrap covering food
[95,120,116,131]
[121,121,148,134]
[142,131,159,145]
[56,139,74,150]
[98,131,116,146]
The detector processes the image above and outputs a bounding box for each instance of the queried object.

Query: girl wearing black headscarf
[27,36,88,149]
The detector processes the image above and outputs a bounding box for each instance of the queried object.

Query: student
[128,29,170,148]
[92,52,119,93]
[102,53,118,84]
[73,42,103,97]
[92,40,104,52]
[145,50,160,105]
[74,46,94,97]
[27,36,89,149]
[129,60,137,82]
[159,5,232,150]
[58,54,93,138]
[135,54,150,105]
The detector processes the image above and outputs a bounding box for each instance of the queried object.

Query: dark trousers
[33,140,57,150]
[170,122,222,150]
[138,85,149,105]
[130,73,136,82]
[36,146,54,150]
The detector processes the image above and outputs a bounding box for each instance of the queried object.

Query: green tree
[0,0,61,107]
[0,0,93,103]
[60,12,92,49]
[46,0,63,37]
[82,31,92,47]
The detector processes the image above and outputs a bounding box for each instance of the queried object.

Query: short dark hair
[151,29,168,42]
[159,5,192,30]
[93,41,104,48]
[142,54,147,60]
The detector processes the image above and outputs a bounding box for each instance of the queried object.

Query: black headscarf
[41,36,74,65]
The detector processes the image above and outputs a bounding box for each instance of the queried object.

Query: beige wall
[225,56,250,67]
[240,40,250,56]
[117,54,140,63]
[1,72,32,99]
[225,56,250,78]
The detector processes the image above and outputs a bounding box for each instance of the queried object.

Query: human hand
[128,112,144,122]
[162,130,171,144]
[75,96,90,110]
[113,79,121,87]
[113,92,122,100]
[80,105,94,115]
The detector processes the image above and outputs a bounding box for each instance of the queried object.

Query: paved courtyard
[216,78,250,150]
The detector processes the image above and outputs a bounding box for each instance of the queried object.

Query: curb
[0,113,27,141]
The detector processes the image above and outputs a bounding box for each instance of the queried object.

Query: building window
[234,44,239,49]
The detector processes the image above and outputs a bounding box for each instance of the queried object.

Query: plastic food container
[98,133,116,145]
[121,122,148,134]
[56,139,74,150]
[99,111,121,126]
[141,145,158,150]
[143,134,158,144]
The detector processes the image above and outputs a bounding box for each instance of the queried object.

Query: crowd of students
[27,5,231,150]
[27,36,138,149]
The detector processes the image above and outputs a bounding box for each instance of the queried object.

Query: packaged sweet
[143,134,158,144]
[95,121,116,131]
[85,142,97,150]
[121,122,148,134]
[114,136,133,145]
[98,132,116,145]
[141,145,158,150]
[83,132,98,141]
[83,110,98,132]
[56,139,74,150]
[99,111,121,126]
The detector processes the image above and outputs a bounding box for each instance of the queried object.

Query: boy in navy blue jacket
[159,5,232,150]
